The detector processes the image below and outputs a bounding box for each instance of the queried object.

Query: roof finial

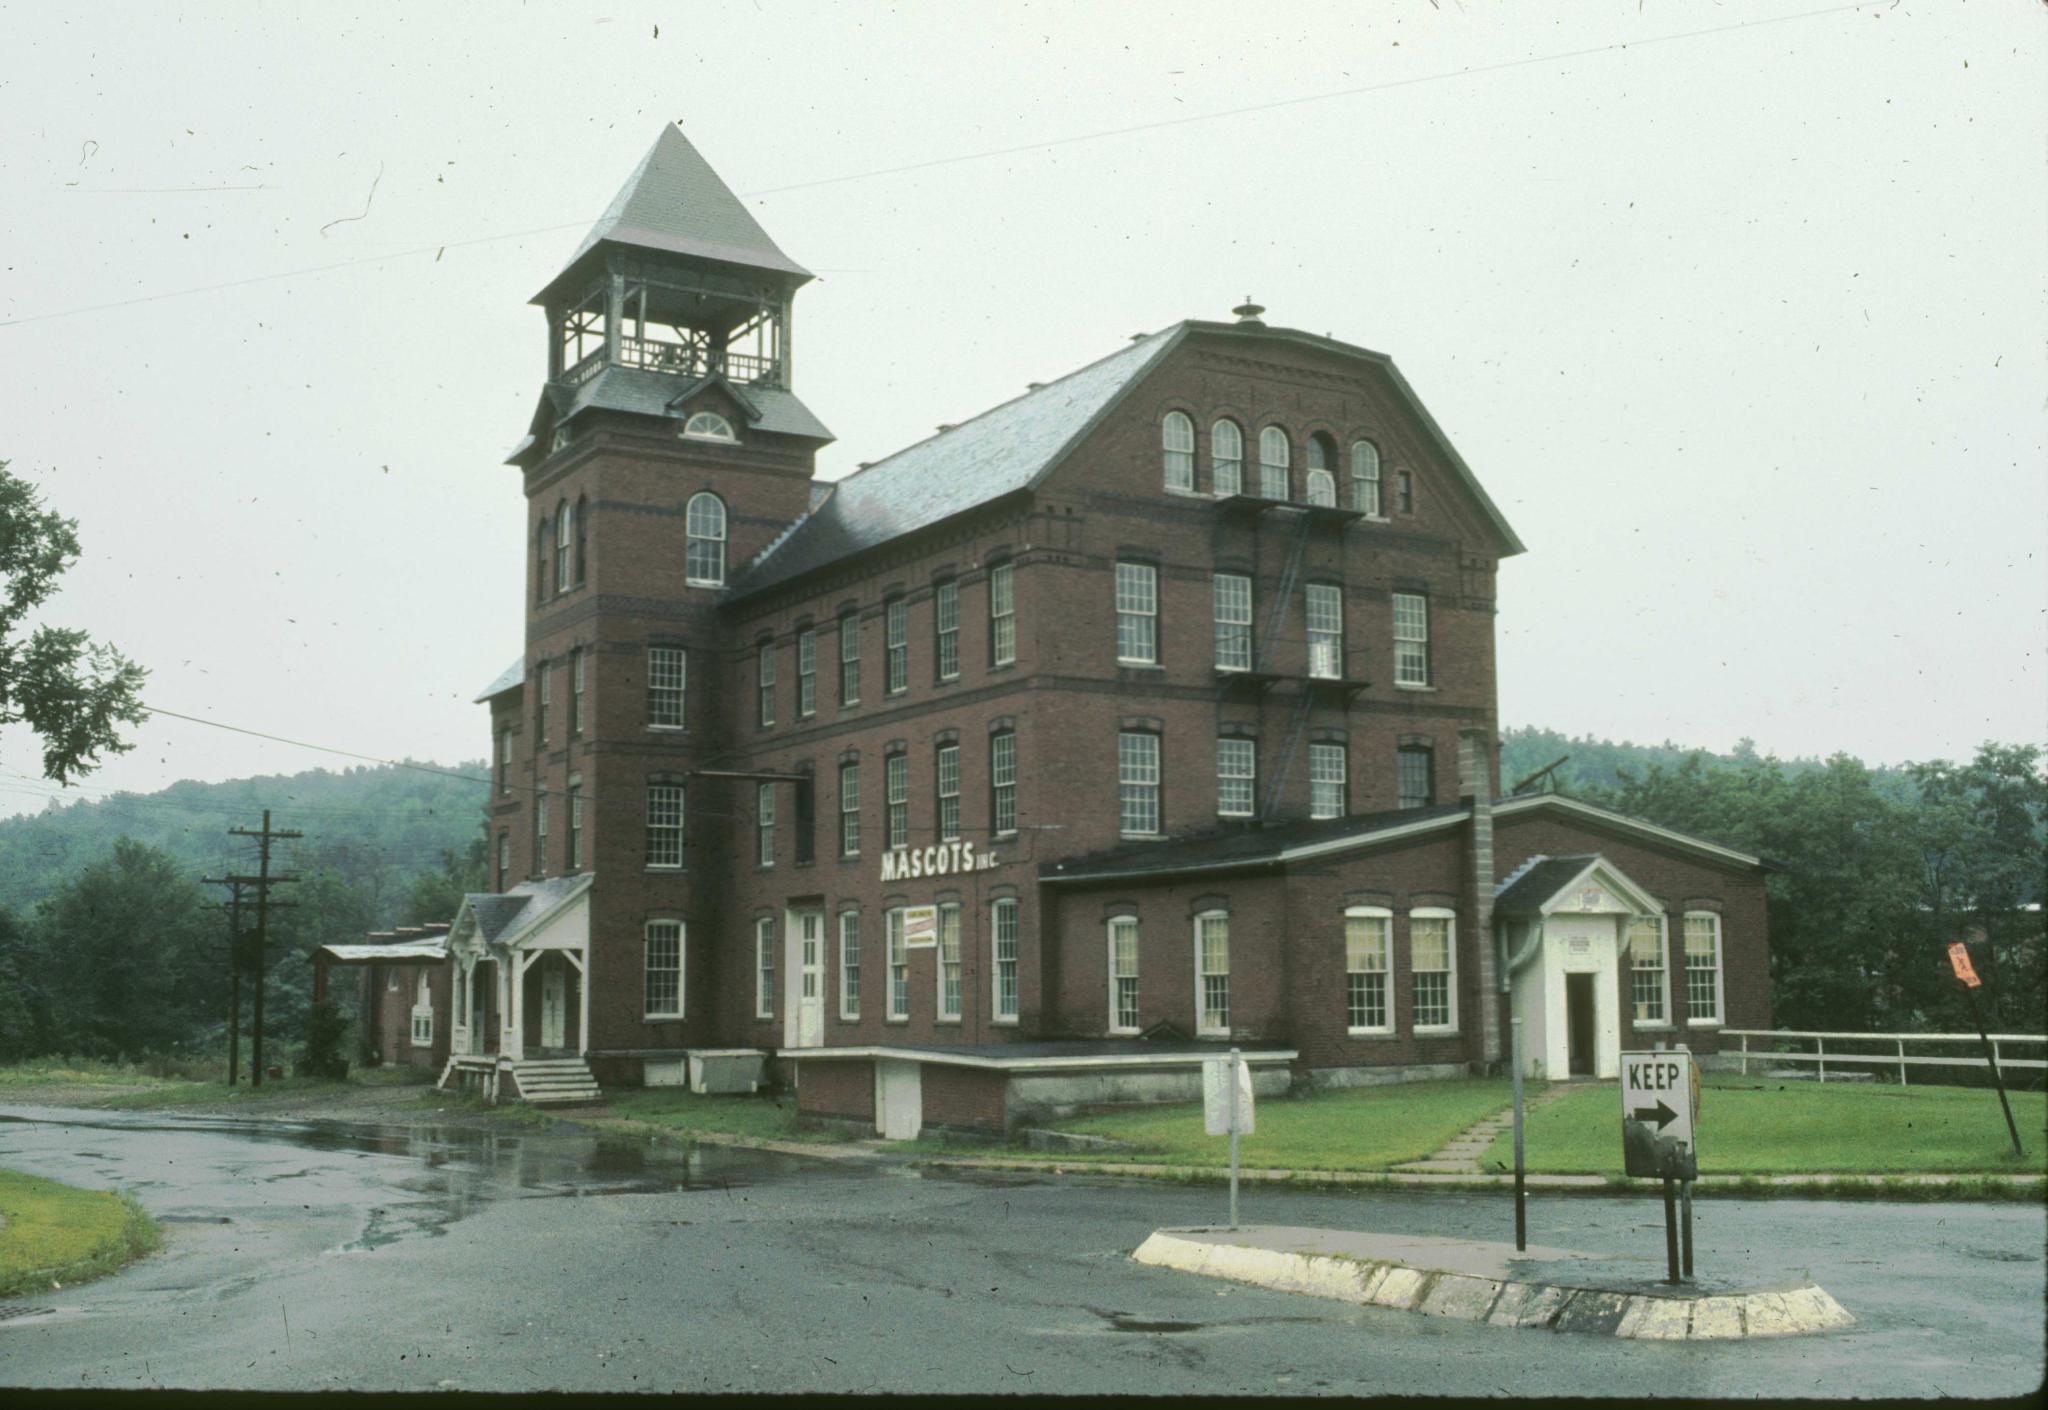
[1232,297,1266,328]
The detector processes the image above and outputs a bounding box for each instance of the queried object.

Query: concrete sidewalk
[1132,1225,1857,1339]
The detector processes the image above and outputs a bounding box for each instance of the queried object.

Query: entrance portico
[439,876,596,1099]
[1496,854,1663,1081]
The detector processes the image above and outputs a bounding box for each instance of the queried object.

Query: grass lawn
[1481,1075,2048,1176]
[91,1067,428,1110]
[0,1169,160,1297]
[593,1087,859,1143]
[1018,1078,1513,1171]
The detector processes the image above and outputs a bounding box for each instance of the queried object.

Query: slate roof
[1492,854,1602,913]
[475,656,524,703]
[729,328,1180,596]
[730,318,1529,599]
[508,366,834,463]
[465,893,533,944]
[1041,803,1470,885]
[457,874,593,950]
[535,125,809,305]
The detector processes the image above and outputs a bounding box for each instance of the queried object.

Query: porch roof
[315,939,447,965]
[1493,854,1602,913]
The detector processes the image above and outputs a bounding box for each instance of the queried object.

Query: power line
[0,0,1892,331]
[140,703,495,789]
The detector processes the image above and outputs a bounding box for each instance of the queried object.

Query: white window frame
[1392,592,1430,689]
[569,648,586,734]
[797,628,817,718]
[1213,573,1252,673]
[1351,440,1382,516]
[884,597,908,695]
[934,579,960,681]
[644,919,684,1018]
[886,907,909,1021]
[567,777,584,870]
[1118,731,1161,837]
[1161,410,1196,492]
[885,752,909,849]
[1309,742,1347,820]
[839,610,861,705]
[936,903,963,1021]
[755,915,776,1019]
[1629,914,1671,1027]
[536,660,551,744]
[1345,907,1394,1035]
[496,830,510,890]
[757,640,776,727]
[988,562,1017,666]
[1211,419,1244,497]
[838,910,861,1020]
[1107,914,1140,1035]
[1304,437,1336,507]
[990,731,1017,837]
[534,787,548,876]
[683,410,737,441]
[1305,583,1343,680]
[498,725,512,793]
[839,761,861,857]
[1114,561,1158,665]
[410,970,434,1046]
[756,782,775,868]
[1216,737,1256,818]
[648,645,686,730]
[1258,426,1290,500]
[645,781,684,870]
[685,492,726,587]
[1409,908,1458,1034]
[555,500,573,595]
[1397,744,1434,810]
[1194,910,1231,1036]
[992,898,1020,1024]
[936,743,961,841]
[1684,911,1725,1026]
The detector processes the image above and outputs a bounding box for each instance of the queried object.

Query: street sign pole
[1679,1178,1694,1278]
[1623,1049,1698,1286]
[1227,1047,1241,1231]
[1661,1179,1680,1285]
[1948,942,2023,1158]
[1510,1017,1526,1252]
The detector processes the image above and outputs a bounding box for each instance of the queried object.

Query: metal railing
[1724,1028,2047,1085]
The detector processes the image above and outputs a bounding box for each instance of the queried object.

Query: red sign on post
[1947,942,1982,989]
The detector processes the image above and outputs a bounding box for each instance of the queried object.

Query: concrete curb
[917,1157,2046,1198]
[1130,1229,1856,1340]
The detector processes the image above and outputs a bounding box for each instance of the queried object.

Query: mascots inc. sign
[879,841,999,882]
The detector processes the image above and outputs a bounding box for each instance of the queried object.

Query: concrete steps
[510,1057,602,1105]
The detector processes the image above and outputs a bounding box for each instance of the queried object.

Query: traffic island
[1130,1226,1855,1340]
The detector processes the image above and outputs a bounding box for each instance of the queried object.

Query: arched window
[1211,419,1244,497]
[573,493,588,585]
[1351,441,1382,516]
[554,500,573,594]
[685,492,726,587]
[1161,411,1195,492]
[683,411,737,442]
[1258,426,1290,500]
[1305,434,1337,506]
[536,517,553,604]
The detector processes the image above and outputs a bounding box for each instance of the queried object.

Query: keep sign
[1203,1054,1254,1136]
[1621,1049,1697,1180]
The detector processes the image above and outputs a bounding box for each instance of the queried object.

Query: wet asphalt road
[0,1104,2041,1396]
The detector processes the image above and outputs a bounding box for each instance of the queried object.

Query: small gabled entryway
[1497,854,1665,1082]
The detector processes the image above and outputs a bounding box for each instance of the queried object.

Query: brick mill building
[384,126,1773,1132]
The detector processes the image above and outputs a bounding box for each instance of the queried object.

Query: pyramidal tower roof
[534,125,810,304]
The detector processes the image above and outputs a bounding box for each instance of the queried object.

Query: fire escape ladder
[1261,687,1316,821]
[1254,512,1315,671]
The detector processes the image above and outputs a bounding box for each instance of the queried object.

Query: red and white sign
[1947,942,1982,989]
[902,905,939,949]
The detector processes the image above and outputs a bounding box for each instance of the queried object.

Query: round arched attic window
[683,411,737,442]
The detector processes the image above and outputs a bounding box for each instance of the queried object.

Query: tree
[0,460,148,783]
[403,824,491,927]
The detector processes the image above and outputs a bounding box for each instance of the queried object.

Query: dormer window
[683,411,737,442]
[549,423,573,454]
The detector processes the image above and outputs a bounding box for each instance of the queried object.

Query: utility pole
[226,884,245,1085]
[209,810,301,1088]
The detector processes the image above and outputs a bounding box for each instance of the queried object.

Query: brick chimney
[1459,727,1501,1066]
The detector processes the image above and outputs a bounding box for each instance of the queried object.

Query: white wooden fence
[1723,1029,2047,1085]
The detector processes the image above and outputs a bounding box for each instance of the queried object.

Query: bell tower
[492,126,832,1053]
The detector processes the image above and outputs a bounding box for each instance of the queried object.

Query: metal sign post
[1510,1017,1527,1252]
[1204,1048,1254,1230]
[1949,941,2024,1157]
[1622,1048,1698,1285]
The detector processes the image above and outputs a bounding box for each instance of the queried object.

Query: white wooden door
[796,911,824,1048]
[540,964,566,1049]
[875,1059,923,1140]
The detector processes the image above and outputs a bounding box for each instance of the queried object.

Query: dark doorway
[1566,973,1596,1076]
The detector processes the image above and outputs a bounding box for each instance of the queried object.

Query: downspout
[1502,917,1543,984]
[1458,728,1500,1066]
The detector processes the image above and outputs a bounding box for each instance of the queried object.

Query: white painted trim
[838,909,862,1023]
[1530,856,1664,919]
[778,1046,1301,1073]
[1681,911,1726,1025]
[1409,907,1459,1035]
[642,917,685,1020]
[990,898,1020,1026]
[1495,794,1763,869]
[1343,906,1395,1036]
[1193,909,1231,1037]
[1106,913,1140,1036]
[755,916,776,1021]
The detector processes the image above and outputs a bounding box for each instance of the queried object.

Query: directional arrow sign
[1621,1050,1697,1179]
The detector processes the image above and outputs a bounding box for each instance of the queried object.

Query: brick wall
[920,1064,1008,1133]
[794,1058,875,1120]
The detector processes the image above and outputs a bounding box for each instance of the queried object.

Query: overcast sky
[1,0,2041,821]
